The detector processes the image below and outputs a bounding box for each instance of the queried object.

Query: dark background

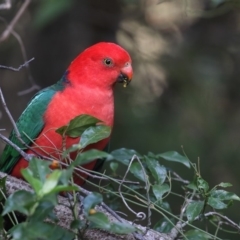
[1,0,240,238]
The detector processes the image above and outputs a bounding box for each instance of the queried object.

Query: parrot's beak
[117,63,133,87]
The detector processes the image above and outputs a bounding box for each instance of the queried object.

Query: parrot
[0,42,133,185]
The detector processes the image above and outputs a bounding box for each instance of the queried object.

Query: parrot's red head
[67,42,133,88]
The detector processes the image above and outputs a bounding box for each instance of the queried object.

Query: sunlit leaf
[21,168,43,194]
[51,186,79,195]
[40,170,62,196]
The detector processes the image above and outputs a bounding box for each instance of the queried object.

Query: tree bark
[0,172,173,240]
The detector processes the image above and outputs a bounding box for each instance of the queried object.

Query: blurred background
[1,0,240,238]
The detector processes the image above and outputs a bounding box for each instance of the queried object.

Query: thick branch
[0,172,172,240]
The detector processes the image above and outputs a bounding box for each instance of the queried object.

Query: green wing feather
[0,77,67,173]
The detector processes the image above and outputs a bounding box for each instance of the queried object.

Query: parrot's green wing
[0,77,67,173]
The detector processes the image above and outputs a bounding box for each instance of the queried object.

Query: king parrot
[0,42,133,185]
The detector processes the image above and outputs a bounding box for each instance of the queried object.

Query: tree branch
[0,172,172,240]
[0,0,31,42]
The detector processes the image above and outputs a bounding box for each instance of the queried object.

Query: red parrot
[0,42,133,185]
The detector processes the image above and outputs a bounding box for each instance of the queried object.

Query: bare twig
[181,211,240,231]
[0,16,40,93]
[0,133,31,161]
[0,58,34,71]
[10,31,40,94]
[171,171,190,185]
[0,0,31,42]
[118,154,152,236]
[0,0,11,10]
[0,87,25,146]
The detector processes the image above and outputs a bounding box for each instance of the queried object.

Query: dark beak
[117,72,131,87]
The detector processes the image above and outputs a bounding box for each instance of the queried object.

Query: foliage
[0,114,240,240]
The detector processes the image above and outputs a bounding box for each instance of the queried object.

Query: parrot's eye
[103,58,113,66]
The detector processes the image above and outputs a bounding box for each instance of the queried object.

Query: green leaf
[59,166,74,185]
[88,212,111,230]
[110,222,136,234]
[210,189,240,201]
[70,219,85,229]
[218,182,232,188]
[33,0,74,29]
[0,215,4,232]
[62,144,82,158]
[207,196,227,209]
[0,177,7,202]
[130,162,146,182]
[74,149,112,167]
[79,125,111,148]
[83,192,103,215]
[154,218,175,233]
[110,148,142,165]
[207,189,240,209]
[10,221,75,240]
[21,168,43,194]
[2,190,36,216]
[185,229,212,240]
[156,151,190,168]
[48,185,78,194]
[186,201,204,222]
[197,177,209,193]
[40,170,62,196]
[29,201,55,222]
[87,212,136,234]
[152,184,170,200]
[27,158,51,183]
[186,181,198,191]
[41,193,58,206]
[56,114,102,137]
[110,162,119,172]
[145,156,167,184]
